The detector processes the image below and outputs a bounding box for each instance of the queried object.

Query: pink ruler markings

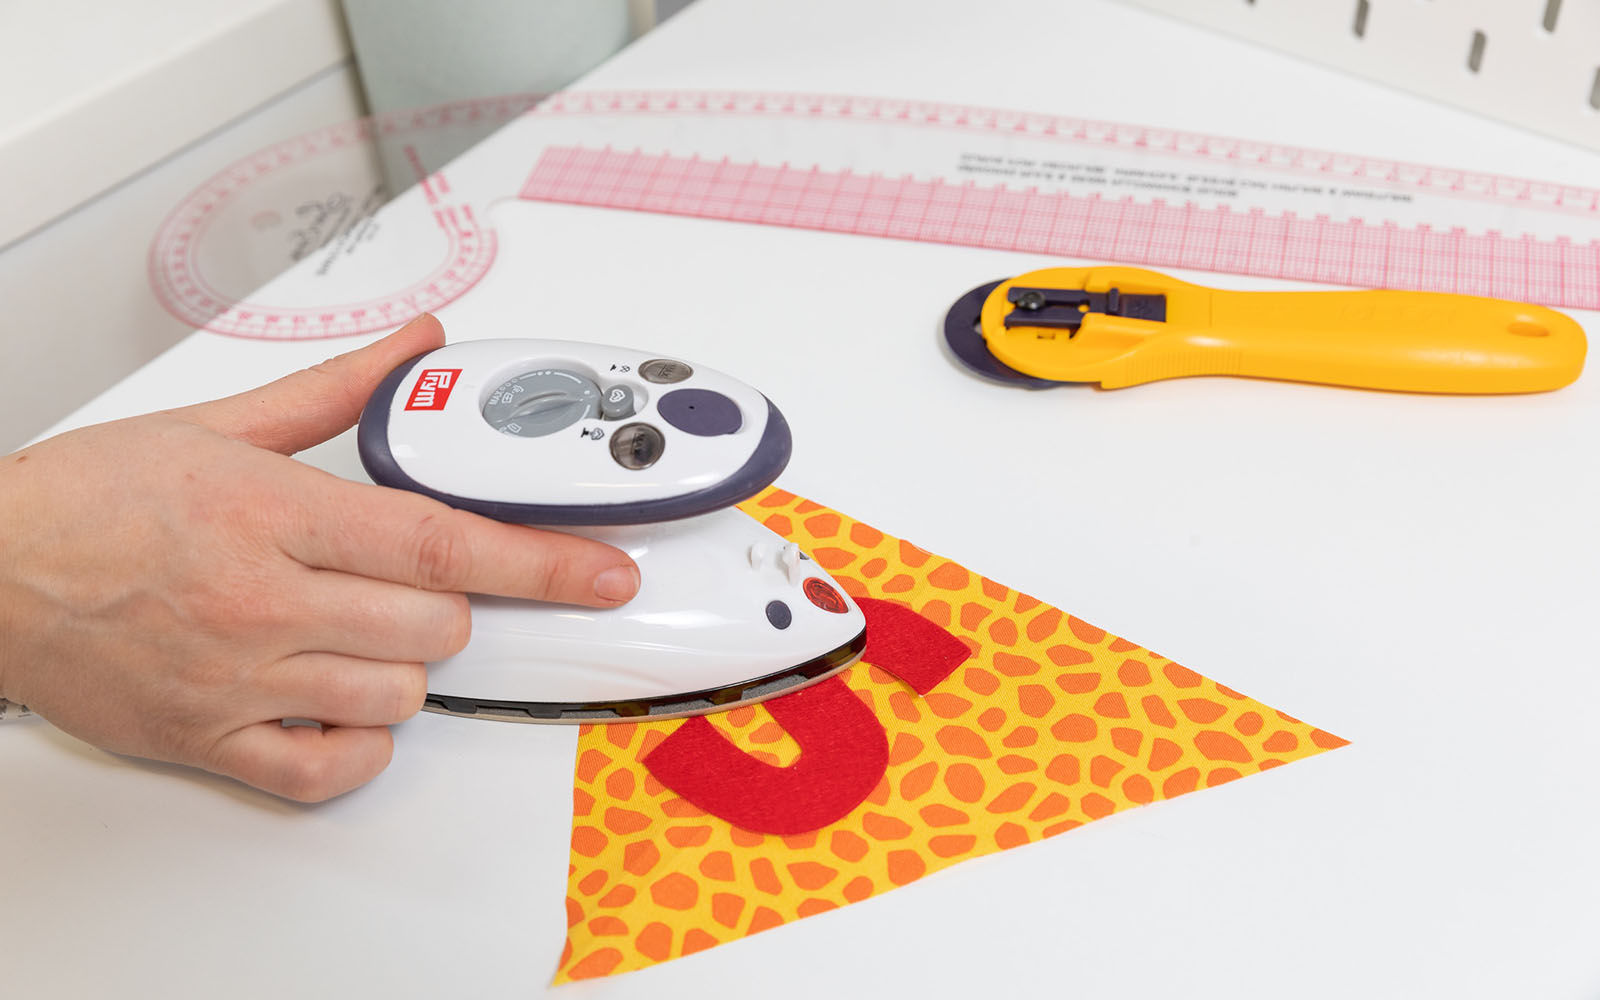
[535,91,1600,219]
[520,145,1600,311]
[152,89,1600,340]
[151,99,526,339]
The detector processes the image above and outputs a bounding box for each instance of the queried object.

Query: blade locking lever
[1004,285,1167,334]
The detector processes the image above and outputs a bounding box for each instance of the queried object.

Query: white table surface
[5,1,1598,997]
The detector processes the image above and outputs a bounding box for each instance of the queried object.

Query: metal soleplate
[421,627,866,724]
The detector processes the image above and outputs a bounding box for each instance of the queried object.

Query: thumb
[175,314,446,455]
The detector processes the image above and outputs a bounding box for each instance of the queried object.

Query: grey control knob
[482,369,601,437]
[600,383,636,420]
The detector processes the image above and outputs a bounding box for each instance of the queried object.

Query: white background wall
[1118,0,1600,152]
[0,0,697,452]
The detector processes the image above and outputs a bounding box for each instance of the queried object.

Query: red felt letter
[856,597,972,694]
[642,597,972,834]
[642,677,887,835]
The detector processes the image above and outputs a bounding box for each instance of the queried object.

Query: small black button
[765,600,793,630]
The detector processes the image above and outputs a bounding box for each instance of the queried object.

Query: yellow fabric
[555,489,1345,982]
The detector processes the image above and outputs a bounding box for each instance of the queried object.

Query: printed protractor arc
[152,90,1600,342]
[149,97,532,340]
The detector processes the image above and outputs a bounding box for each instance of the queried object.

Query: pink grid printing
[533,91,1600,219]
[520,147,1600,311]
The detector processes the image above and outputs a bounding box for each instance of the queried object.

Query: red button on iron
[803,577,848,614]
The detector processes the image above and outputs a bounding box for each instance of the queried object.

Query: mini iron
[946,265,1586,393]
[357,339,866,723]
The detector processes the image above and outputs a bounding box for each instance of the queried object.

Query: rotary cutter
[945,266,1586,392]
[358,339,866,724]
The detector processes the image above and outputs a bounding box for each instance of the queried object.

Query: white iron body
[426,508,867,722]
[357,338,866,722]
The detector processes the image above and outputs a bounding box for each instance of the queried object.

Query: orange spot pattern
[555,489,1346,982]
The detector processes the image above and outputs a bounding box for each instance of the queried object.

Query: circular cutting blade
[942,279,1070,389]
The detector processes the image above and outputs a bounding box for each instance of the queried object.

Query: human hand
[0,316,639,801]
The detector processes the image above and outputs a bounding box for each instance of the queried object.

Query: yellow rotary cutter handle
[944,266,1586,393]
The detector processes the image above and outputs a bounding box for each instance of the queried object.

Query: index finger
[282,471,640,607]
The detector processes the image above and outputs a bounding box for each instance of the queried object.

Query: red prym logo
[405,368,462,410]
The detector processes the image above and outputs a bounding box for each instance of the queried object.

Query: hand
[0,316,640,801]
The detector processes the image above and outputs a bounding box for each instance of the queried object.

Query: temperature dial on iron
[482,368,600,437]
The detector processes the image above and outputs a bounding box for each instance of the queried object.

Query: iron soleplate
[422,627,867,724]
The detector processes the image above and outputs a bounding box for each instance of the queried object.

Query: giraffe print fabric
[554,488,1346,982]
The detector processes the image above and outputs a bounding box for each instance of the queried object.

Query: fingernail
[594,565,640,603]
[395,313,436,335]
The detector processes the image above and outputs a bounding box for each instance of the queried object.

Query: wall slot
[1352,0,1370,38]
[1467,30,1486,73]
[1542,0,1562,33]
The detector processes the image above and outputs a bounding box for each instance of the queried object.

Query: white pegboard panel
[1115,0,1600,153]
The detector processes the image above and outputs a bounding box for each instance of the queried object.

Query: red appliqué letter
[642,597,972,834]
